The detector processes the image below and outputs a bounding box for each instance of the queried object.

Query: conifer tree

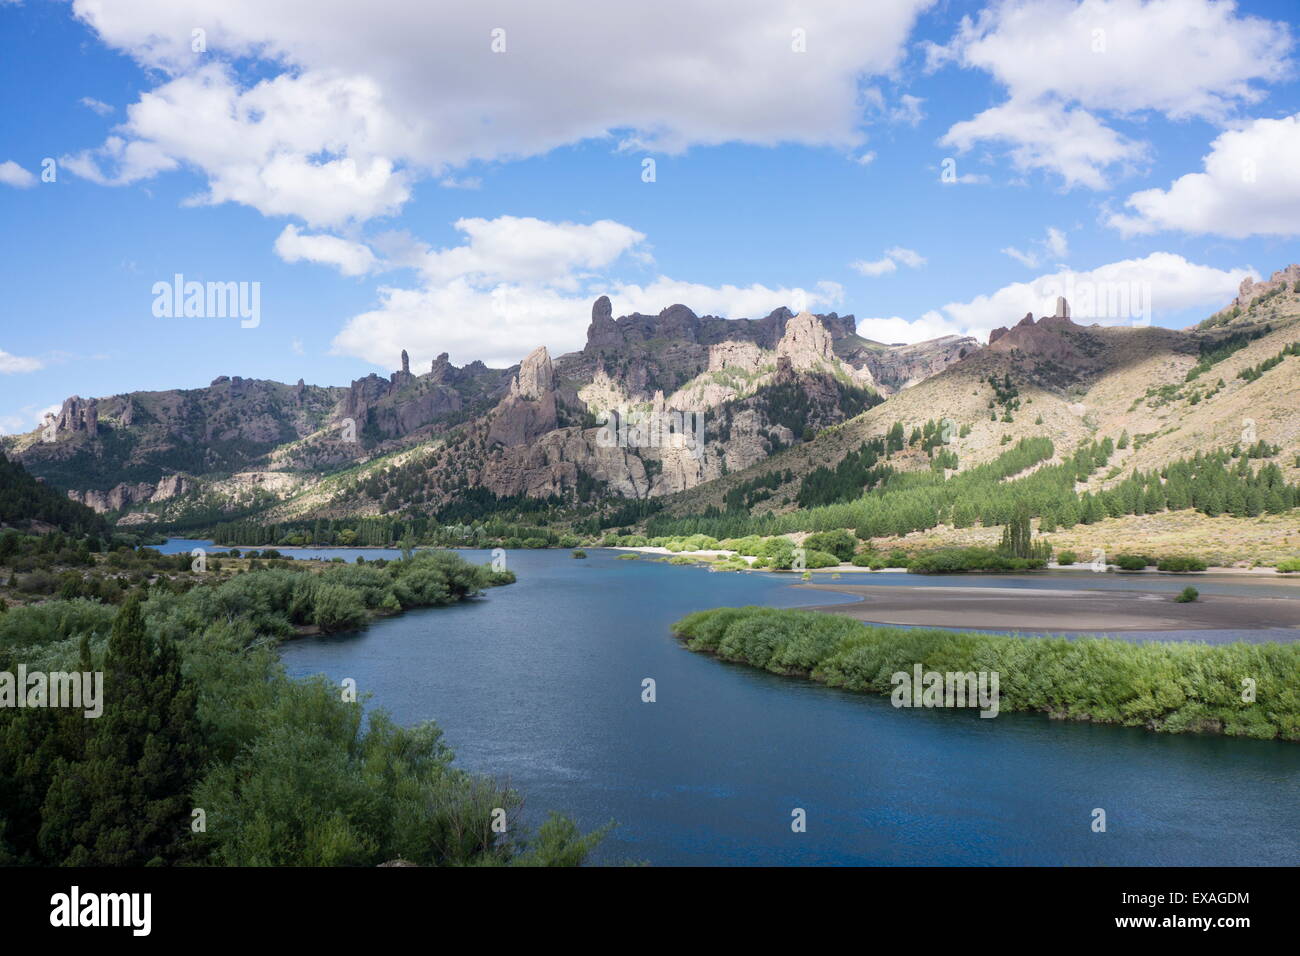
[38,596,202,866]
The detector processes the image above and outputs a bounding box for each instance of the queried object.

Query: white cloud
[0,349,43,373]
[864,88,926,126]
[62,66,413,227]
[1109,114,1300,238]
[610,278,842,321]
[852,246,925,276]
[79,97,114,115]
[329,216,840,368]
[890,94,926,127]
[0,403,60,437]
[274,225,378,276]
[941,99,1146,190]
[438,175,481,190]
[858,253,1249,344]
[929,0,1293,188]
[852,257,897,277]
[1044,226,1068,259]
[419,217,646,288]
[1001,226,1069,268]
[67,0,934,224]
[885,246,926,269]
[0,160,36,188]
[856,312,968,344]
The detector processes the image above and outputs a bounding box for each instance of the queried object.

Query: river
[160,540,1300,866]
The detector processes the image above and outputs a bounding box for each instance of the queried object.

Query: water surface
[166,542,1300,866]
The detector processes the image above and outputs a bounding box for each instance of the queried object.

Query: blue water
[161,540,1300,866]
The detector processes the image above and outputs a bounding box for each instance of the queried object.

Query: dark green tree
[38,596,202,866]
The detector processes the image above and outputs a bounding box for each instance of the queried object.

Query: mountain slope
[3,297,975,524]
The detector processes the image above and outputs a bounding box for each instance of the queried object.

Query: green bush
[800,549,841,569]
[803,530,856,561]
[312,583,369,633]
[1276,558,1300,573]
[1057,551,1078,566]
[673,607,1300,740]
[571,549,587,559]
[1114,554,1150,571]
[906,547,1046,574]
[1158,556,1208,572]
[1175,587,1199,603]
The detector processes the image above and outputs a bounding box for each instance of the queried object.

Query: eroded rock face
[487,347,562,447]
[53,396,98,435]
[707,340,765,375]
[511,346,555,400]
[1235,264,1300,307]
[68,477,192,513]
[13,293,981,522]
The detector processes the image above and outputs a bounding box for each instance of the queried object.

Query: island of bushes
[673,607,1300,741]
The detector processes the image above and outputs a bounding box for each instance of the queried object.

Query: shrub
[571,549,587,559]
[1114,554,1150,571]
[673,606,1300,740]
[906,547,1046,574]
[1057,551,1077,566]
[1175,587,1199,603]
[803,530,856,562]
[1276,558,1300,573]
[312,583,369,634]
[1158,556,1207,573]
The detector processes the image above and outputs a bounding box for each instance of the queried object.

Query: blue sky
[2,0,1298,434]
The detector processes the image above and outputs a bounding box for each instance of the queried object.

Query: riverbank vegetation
[673,607,1300,740]
[0,549,603,866]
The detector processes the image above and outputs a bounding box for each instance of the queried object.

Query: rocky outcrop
[707,340,764,375]
[487,347,563,447]
[776,311,837,371]
[52,396,99,435]
[859,335,977,390]
[67,474,193,513]
[1235,264,1300,307]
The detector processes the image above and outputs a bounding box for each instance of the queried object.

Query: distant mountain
[661,266,1300,522]
[2,297,976,526]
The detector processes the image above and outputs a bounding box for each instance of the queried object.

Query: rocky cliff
[4,295,977,520]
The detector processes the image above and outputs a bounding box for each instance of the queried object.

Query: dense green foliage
[802,530,857,561]
[212,514,582,550]
[1157,556,1208,572]
[0,453,105,536]
[906,547,1047,573]
[674,607,1300,739]
[1176,587,1200,603]
[0,551,601,866]
[651,437,1299,541]
[796,438,892,509]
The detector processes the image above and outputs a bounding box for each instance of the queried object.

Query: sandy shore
[794,583,1300,632]
[607,546,1300,577]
